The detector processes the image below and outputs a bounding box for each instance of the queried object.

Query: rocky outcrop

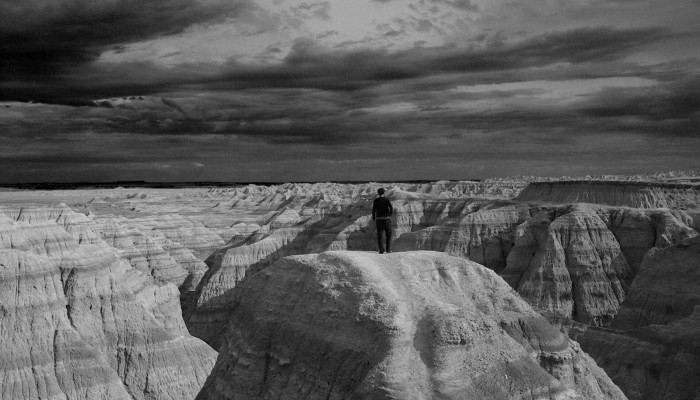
[0,206,217,400]
[197,251,626,400]
[395,203,531,271]
[501,207,634,326]
[93,216,211,303]
[516,181,700,209]
[402,204,697,326]
[123,214,225,260]
[186,185,698,343]
[579,236,700,400]
[185,196,484,345]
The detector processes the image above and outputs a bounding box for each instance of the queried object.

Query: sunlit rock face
[579,237,700,400]
[501,207,633,327]
[196,251,626,400]
[182,182,698,346]
[0,206,217,400]
[92,216,209,304]
[1,179,696,400]
[402,204,698,327]
[184,183,494,346]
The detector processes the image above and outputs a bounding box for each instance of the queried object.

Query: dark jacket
[372,196,393,220]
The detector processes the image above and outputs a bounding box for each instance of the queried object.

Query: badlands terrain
[0,172,699,399]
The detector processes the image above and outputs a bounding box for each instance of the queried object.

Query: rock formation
[185,194,490,346]
[516,181,700,209]
[2,178,698,400]
[184,184,698,345]
[93,216,209,303]
[579,236,700,400]
[0,205,217,400]
[197,251,626,400]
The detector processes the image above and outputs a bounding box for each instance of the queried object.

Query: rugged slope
[93,216,209,303]
[186,186,699,344]
[579,236,700,400]
[197,251,626,400]
[404,204,697,326]
[0,206,217,400]
[185,195,487,345]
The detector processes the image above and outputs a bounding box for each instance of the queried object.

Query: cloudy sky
[1,0,699,182]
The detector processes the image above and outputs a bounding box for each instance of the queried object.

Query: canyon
[0,174,698,399]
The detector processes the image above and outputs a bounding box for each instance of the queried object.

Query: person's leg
[376,220,385,253]
[385,218,392,252]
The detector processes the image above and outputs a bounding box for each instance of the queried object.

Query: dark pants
[375,218,392,252]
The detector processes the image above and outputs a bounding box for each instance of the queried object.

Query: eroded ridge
[0,206,217,400]
[198,251,626,400]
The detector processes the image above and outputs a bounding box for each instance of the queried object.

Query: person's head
[377,188,385,196]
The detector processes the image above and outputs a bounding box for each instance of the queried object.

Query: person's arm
[388,200,393,216]
[372,199,376,221]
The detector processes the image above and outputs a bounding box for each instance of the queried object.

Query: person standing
[372,187,393,254]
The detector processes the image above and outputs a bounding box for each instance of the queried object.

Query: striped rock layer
[0,206,217,400]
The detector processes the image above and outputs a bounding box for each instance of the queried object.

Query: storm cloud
[0,0,247,71]
[1,0,699,182]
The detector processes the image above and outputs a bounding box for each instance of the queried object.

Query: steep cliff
[197,251,625,400]
[93,216,209,303]
[579,237,700,400]
[0,206,217,400]
[185,195,490,346]
[186,185,698,343]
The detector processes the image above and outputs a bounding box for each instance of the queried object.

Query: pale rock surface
[501,207,633,326]
[0,206,217,400]
[395,203,531,271]
[92,216,210,302]
[402,204,697,326]
[197,251,626,400]
[122,214,225,260]
[186,186,698,342]
[186,196,483,345]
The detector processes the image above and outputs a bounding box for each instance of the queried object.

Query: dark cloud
[1,25,673,104]
[577,76,700,136]
[201,26,672,93]
[581,76,700,120]
[0,0,248,81]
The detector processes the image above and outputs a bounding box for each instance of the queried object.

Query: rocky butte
[0,172,698,399]
[197,251,625,399]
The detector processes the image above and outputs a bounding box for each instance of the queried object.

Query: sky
[1,0,699,182]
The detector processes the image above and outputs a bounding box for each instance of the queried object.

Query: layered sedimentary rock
[401,204,697,326]
[92,215,212,304]
[580,237,700,400]
[122,214,225,261]
[186,195,484,345]
[395,203,531,271]
[197,251,626,400]
[186,183,699,344]
[3,179,697,400]
[517,181,700,209]
[501,207,634,326]
[0,206,217,400]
